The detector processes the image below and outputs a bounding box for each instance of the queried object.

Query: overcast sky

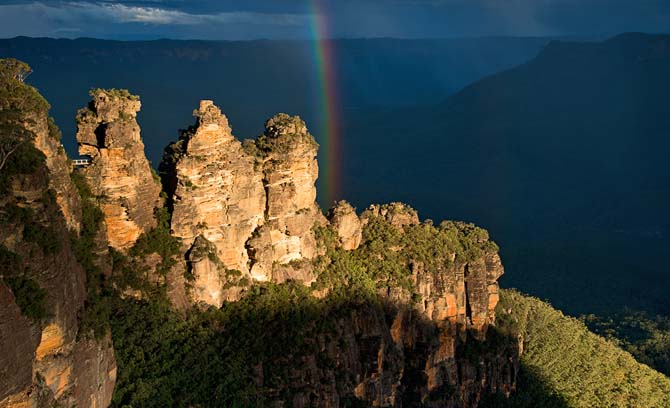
[0,0,668,40]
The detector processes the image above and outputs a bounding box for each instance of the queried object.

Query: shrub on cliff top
[89,87,140,101]
[313,211,500,297]
[0,58,48,189]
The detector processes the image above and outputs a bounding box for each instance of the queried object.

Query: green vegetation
[313,215,498,296]
[0,58,48,191]
[5,275,49,320]
[1,203,61,255]
[584,310,670,376]
[70,172,110,339]
[90,87,140,101]
[129,207,181,277]
[494,289,670,408]
[0,245,49,320]
[110,282,370,407]
[47,116,61,141]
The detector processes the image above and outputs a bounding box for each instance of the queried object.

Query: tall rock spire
[161,101,323,306]
[76,89,162,250]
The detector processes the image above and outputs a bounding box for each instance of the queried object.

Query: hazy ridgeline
[0,36,549,163]
[2,34,668,320]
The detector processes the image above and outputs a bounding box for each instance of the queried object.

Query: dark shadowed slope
[341,33,670,317]
[0,36,549,166]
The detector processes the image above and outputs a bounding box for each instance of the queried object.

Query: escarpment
[1,77,115,407]
[76,89,162,251]
[2,75,514,408]
[295,204,511,406]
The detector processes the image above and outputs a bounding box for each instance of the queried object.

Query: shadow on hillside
[108,283,565,407]
[480,362,569,408]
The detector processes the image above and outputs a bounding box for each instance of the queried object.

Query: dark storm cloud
[0,0,667,39]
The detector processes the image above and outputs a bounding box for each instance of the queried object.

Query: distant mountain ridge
[0,35,551,165]
[340,32,670,317]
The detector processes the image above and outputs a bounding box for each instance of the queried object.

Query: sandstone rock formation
[360,202,420,229]
[162,101,322,306]
[76,89,162,250]
[162,101,265,285]
[291,203,509,406]
[246,113,322,283]
[29,115,82,233]
[327,200,362,250]
[0,119,116,407]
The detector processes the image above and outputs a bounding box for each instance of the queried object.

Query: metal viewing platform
[72,158,91,170]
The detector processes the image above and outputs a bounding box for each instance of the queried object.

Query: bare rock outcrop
[29,115,82,233]
[327,200,362,250]
[76,89,162,250]
[247,113,322,283]
[162,102,322,305]
[0,152,116,408]
[164,100,265,280]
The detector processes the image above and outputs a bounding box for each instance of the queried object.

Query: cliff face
[247,113,322,284]
[2,80,514,407]
[0,116,115,407]
[29,115,82,233]
[162,101,321,306]
[76,89,162,251]
[283,203,511,406]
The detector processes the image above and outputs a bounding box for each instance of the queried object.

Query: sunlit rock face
[247,113,322,284]
[1,108,116,408]
[28,113,82,233]
[327,200,362,250]
[76,89,162,251]
[161,101,322,305]
[165,100,265,279]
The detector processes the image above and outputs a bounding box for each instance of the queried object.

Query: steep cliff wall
[0,150,116,408]
[109,200,514,407]
[76,89,162,251]
[0,72,115,408]
[1,78,514,407]
[161,101,322,306]
[292,202,511,406]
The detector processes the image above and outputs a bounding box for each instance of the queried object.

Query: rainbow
[309,0,341,207]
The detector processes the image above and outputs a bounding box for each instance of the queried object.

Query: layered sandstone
[76,89,162,250]
[327,200,362,250]
[163,101,265,279]
[247,113,322,283]
[29,115,82,233]
[0,93,116,407]
[163,102,322,305]
[0,158,116,408]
